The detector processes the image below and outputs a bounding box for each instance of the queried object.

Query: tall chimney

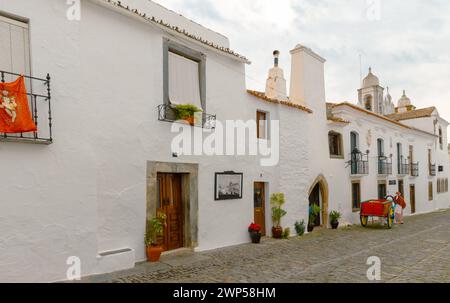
[265,50,287,100]
[289,44,326,108]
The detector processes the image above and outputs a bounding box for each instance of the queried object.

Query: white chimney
[265,50,287,100]
[289,44,326,108]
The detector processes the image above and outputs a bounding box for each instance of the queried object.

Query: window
[352,181,361,211]
[437,178,449,194]
[328,131,343,157]
[364,96,372,111]
[0,14,31,79]
[163,39,205,110]
[350,131,359,152]
[377,139,384,157]
[257,111,268,139]
[439,127,443,150]
[429,182,434,201]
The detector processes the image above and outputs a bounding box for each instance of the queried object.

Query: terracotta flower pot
[249,231,262,244]
[272,226,283,239]
[183,116,196,126]
[146,246,163,262]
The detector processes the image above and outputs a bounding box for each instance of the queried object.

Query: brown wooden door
[157,173,184,251]
[410,185,416,214]
[254,182,266,236]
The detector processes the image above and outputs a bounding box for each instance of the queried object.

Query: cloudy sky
[154,0,450,120]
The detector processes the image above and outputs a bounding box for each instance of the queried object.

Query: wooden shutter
[0,15,30,81]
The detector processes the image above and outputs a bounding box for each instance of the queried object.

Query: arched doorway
[308,175,329,228]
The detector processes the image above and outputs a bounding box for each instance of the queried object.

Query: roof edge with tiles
[92,0,251,64]
[247,90,313,114]
[332,102,437,137]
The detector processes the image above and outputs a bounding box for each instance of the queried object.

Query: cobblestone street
[86,210,450,283]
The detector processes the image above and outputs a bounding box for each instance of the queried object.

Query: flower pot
[272,226,283,239]
[249,231,262,244]
[183,116,196,126]
[307,224,315,233]
[146,246,164,262]
[331,221,339,230]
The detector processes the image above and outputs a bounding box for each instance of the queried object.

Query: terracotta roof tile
[331,102,437,137]
[386,107,436,121]
[247,90,313,113]
[100,0,250,63]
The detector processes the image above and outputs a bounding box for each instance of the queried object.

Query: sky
[154,0,450,120]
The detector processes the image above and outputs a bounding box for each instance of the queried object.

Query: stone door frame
[147,161,199,249]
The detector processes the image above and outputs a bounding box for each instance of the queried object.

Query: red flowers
[248,223,262,233]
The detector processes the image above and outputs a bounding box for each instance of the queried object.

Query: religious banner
[0,76,37,133]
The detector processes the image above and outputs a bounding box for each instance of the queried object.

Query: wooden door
[398,180,404,197]
[254,182,266,236]
[410,185,416,214]
[157,173,184,251]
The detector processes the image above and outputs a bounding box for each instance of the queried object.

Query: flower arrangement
[248,223,262,244]
[248,223,262,233]
[173,104,203,125]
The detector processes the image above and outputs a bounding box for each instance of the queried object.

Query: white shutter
[168,51,202,109]
[0,15,30,82]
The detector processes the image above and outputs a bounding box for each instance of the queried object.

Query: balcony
[429,164,437,177]
[0,70,52,144]
[378,157,392,175]
[411,162,419,177]
[398,162,409,176]
[158,104,216,129]
[349,150,369,176]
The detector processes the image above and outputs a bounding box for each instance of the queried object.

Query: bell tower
[358,68,384,114]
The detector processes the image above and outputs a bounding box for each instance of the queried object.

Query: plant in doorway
[145,213,167,262]
[295,220,306,237]
[308,204,321,233]
[270,192,287,239]
[173,104,203,126]
[329,211,342,230]
[248,223,262,244]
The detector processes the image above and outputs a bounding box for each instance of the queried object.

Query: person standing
[395,192,407,224]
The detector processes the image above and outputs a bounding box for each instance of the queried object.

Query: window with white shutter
[0,15,30,81]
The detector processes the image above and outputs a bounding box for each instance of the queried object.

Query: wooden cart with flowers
[360,196,396,229]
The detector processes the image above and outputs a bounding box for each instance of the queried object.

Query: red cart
[360,196,396,229]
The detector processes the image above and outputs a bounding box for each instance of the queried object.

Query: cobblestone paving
[86,210,450,283]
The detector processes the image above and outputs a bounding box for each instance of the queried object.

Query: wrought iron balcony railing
[158,104,216,129]
[378,156,392,175]
[429,164,437,176]
[411,162,419,177]
[349,150,369,175]
[398,162,409,175]
[0,70,52,144]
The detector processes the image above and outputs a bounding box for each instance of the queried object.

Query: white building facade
[0,0,448,282]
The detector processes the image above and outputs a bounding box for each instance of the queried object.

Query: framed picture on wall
[215,172,243,201]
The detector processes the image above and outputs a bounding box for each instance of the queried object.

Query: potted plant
[282,227,291,239]
[173,104,203,126]
[329,211,342,230]
[271,192,287,239]
[295,220,306,237]
[145,213,166,262]
[248,223,262,244]
[308,204,321,233]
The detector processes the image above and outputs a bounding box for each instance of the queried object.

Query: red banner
[0,76,37,133]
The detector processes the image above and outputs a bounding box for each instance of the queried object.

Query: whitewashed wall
[0,0,283,282]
